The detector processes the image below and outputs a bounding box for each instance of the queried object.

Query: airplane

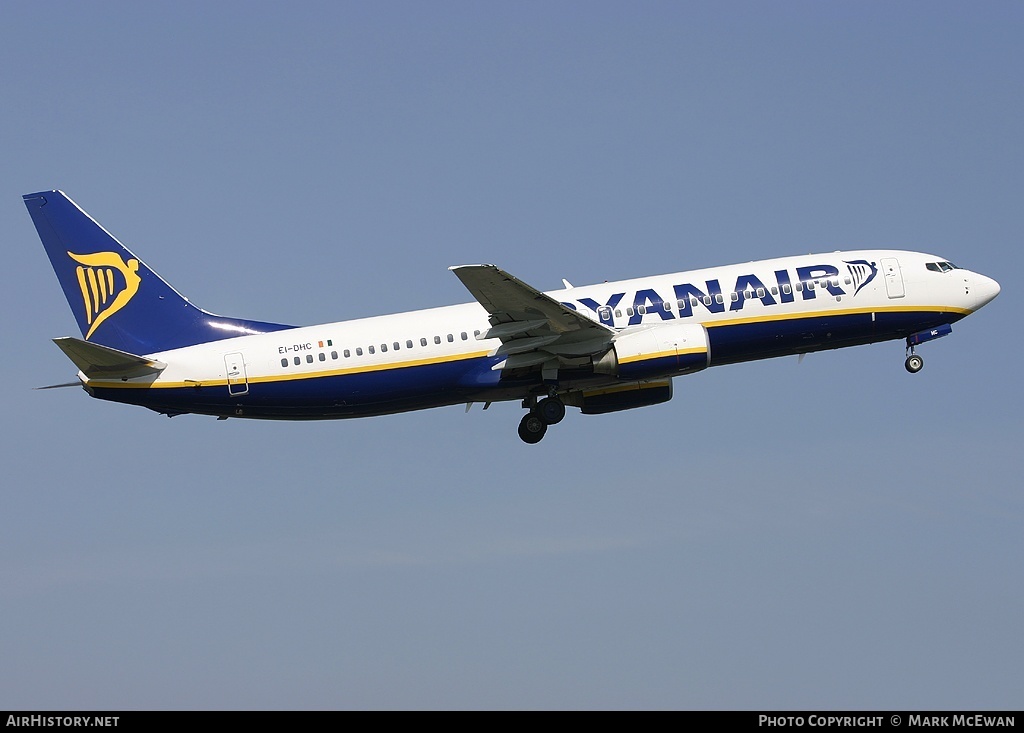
[25,190,1000,444]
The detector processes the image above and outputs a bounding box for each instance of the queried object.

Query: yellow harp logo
[68,251,142,340]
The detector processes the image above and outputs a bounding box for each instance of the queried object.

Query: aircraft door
[881,257,905,299]
[224,352,249,395]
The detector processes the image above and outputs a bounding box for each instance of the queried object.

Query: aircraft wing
[53,337,166,380]
[450,264,613,366]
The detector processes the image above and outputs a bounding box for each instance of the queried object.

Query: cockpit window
[926,261,960,273]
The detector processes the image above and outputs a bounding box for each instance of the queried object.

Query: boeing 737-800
[25,190,1000,443]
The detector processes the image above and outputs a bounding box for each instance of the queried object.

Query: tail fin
[24,190,293,354]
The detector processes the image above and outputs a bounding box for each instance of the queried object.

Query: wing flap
[53,336,166,380]
[451,265,614,373]
[477,319,549,341]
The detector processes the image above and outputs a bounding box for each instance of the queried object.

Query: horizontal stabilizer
[53,336,166,380]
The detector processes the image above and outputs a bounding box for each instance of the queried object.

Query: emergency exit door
[224,352,249,395]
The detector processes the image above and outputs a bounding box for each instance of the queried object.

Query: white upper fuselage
[102,249,997,398]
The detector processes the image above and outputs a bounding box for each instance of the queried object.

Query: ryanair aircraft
[26,190,1000,444]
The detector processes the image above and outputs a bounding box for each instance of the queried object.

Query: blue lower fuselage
[87,308,961,420]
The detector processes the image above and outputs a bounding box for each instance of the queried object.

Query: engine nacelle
[564,380,673,415]
[593,323,710,380]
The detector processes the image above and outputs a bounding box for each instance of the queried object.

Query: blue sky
[2,1,1021,709]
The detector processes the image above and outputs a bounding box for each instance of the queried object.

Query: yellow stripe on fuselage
[88,349,493,389]
[703,303,971,329]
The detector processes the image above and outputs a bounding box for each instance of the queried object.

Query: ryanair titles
[563,261,878,326]
[561,259,880,325]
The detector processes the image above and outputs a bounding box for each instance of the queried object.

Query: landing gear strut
[517,395,566,444]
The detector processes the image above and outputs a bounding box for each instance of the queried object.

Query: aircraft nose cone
[981,274,1000,301]
[974,273,1000,309]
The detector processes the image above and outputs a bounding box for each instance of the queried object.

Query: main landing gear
[517,396,566,444]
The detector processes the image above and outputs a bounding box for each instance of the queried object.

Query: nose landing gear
[517,395,567,444]
[904,324,953,374]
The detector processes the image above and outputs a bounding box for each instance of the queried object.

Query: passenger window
[434,336,441,345]
[771,287,778,295]
[394,341,400,350]
[293,356,300,365]
[756,288,765,298]
[677,299,686,310]
[702,296,712,306]
[406,340,413,349]
[306,354,313,363]
[281,358,288,367]
[637,305,647,315]
[447,334,454,342]
[598,306,612,320]
[356,347,363,356]
[626,307,634,316]
[614,309,622,318]
[474,330,481,337]
[782,284,791,295]
[730,292,739,302]
[715,294,724,304]
[420,338,428,347]
[461,332,467,340]
[368,345,375,354]
[343,349,350,358]
[795,282,803,292]
[319,353,326,361]
[381,344,387,352]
